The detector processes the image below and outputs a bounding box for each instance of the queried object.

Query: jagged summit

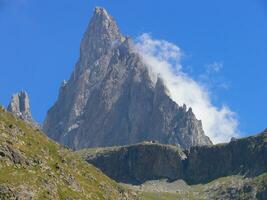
[88,6,122,40]
[43,7,212,150]
[78,7,124,72]
[94,7,112,20]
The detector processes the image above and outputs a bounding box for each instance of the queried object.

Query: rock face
[43,7,212,150]
[184,129,267,184]
[80,130,267,185]
[7,91,33,123]
[81,143,187,184]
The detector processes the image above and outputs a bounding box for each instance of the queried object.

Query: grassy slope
[0,108,138,200]
[78,140,267,200]
[140,174,267,200]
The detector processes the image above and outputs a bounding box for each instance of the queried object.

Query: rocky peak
[7,92,38,128]
[79,7,124,71]
[187,107,194,116]
[43,7,212,150]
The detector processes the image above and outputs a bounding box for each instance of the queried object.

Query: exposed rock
[43,7,212,150]
[7,91,38,128]
[0,185,34,200]
[82,143,186,184]
[80,130,267,185]
[7,91,32,121]
[185,129,267,184]
[0,145,26,165]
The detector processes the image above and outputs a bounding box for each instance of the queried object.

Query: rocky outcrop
[7,91,32,122]
[80,130,267,185]
[0,185,34,200]
[43,7,212,150]
[7,91,38,128]
[184,129,267,184]
[81,142,186,184]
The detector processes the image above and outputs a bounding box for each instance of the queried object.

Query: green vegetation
[138,174,267,200]
[141,192,181,200]
[0,108,138,200]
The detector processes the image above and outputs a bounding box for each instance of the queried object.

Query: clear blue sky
[0,0,266,136]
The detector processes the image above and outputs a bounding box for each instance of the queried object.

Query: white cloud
[134,33,239,144]
[205,61,223,73]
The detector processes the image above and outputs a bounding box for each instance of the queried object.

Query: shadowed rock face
[43,7,212,150]
[81,130,267,185]
[82,143,187,184]
[184,130,267,184]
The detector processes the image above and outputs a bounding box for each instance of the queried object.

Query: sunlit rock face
[7,91,33,122]
[43,7,212,150]
[7,91,39,128]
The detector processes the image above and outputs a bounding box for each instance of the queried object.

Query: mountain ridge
[79,129,267,185]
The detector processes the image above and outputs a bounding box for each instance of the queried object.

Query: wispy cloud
[199,61,230,91]
[135,33,239,144]
[205,61,223,73]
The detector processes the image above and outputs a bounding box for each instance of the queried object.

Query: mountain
[0,107,139,200]
[43,7,212,150]
[78,130,267,199]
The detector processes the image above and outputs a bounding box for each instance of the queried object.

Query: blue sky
[0,0,266,137]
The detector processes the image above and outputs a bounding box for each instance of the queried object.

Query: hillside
[138,174,267,200]
[0,107,139,200]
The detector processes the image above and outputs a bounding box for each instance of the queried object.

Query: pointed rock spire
[44,7,212,150]
[7,91,39,128]
[79,7,124,69]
